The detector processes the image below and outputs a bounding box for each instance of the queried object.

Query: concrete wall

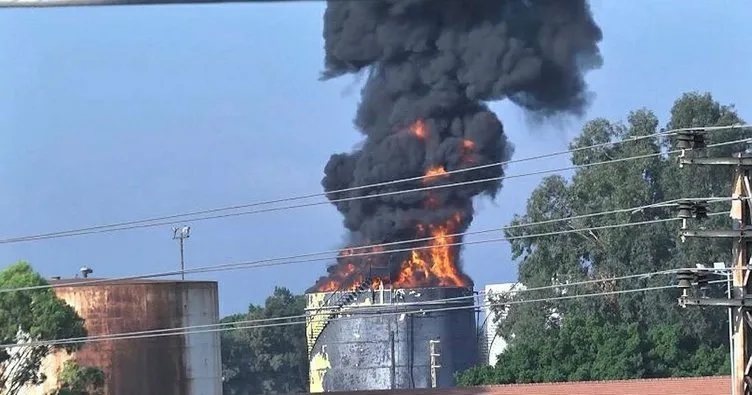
[19,278,222,395]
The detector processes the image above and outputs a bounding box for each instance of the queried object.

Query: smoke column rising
[311,0,603,291]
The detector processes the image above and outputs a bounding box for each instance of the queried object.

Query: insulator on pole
[693,201,709,220]
[676,270,694,289]
[676,134,695,150]
[696,271,710,290]
[693,133,707,150]
[677,201,695,219]
[677,200,710,220]
[675,130,707,151]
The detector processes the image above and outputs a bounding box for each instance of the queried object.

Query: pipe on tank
[390,330,396,389]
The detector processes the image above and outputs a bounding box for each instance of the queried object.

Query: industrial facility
[20,276,222,395]
[306,285,477,392]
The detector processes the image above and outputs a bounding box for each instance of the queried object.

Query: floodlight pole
[172,226,191,280]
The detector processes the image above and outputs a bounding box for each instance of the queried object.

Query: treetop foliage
[457,92,747,386]
[221,287,308,395]
[0,261,92,395]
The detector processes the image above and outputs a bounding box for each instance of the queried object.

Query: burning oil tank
[23,278,222,395]
[306,285,476,392]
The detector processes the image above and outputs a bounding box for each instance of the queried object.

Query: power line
[2,125,748,245]
[5,129,665,242]
[10,197,738,293]
[3,268,684,346]
[3,273,703,349]
[0,208,732,293]
[2,206,739,345]
[21,275,734,349]
[0,0,355,8]
[3,204,724,293]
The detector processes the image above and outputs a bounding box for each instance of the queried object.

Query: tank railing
[307,277,374,353]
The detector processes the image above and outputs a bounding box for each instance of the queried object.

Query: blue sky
[1,0,750,316]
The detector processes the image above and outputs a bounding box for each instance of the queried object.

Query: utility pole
[172,225,191,280]
[428,339,441,388]
[674,127,752,395]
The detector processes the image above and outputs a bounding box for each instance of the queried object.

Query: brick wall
[312,376,731,395]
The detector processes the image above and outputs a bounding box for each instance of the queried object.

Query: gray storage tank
[306,286,477,392]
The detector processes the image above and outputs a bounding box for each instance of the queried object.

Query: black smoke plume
[310,0,602,292]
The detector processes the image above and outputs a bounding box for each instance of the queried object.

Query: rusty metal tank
[23,278,222,395]
[306,286,477,392]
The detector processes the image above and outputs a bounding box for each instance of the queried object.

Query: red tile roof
[472,376,731,395]
[314,376,731,395]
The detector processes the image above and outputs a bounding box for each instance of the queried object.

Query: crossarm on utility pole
[672,128,752,395]
[731,167,752,395]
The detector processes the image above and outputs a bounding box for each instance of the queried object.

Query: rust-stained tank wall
[21,278,222,395]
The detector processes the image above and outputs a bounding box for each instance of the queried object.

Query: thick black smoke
[311,0,602,291]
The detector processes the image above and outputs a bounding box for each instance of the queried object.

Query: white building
[480,280,571,366]
[479,282,526,366]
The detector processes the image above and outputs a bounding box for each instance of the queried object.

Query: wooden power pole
[675,128,752,395]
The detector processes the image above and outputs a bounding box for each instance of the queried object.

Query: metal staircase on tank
[307,278,373,353]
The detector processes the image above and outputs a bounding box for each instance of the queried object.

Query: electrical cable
[2,125,748,245]
[0,130,744,345]
[2,272,709,349]
[1,211,735,346]
[2,204,729,293]
[0,205,734,293]
[2,267,685,347]
[26,194,749,292]
[0,0,384,8]
[27,264,741,348]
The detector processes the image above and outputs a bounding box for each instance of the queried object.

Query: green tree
[458,92,747,385]
[221,287,308,395]
[50,360,105,395]
[0,262,90,395]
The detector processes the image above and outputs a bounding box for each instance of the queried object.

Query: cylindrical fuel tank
[21,278,222,395]
[306,286,477,392]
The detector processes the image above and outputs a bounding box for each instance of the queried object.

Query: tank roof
[306,285,473,295]
[49,277,217,287]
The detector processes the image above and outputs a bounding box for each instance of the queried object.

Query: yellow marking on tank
[306,293,333,353]
[309,348,331,393]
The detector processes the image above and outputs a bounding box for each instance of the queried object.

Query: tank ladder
[307,278,372,354]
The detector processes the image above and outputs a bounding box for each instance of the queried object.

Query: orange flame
[312,137,474,292]
[461,139,476,164]
[393,213,467,288]
[314,211,470,292]
[317,262,357,292]
[411,119,427,140]
[423,166,448,183]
